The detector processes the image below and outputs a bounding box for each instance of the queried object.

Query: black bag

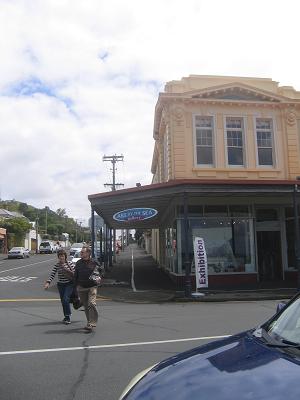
[69,286,82,309]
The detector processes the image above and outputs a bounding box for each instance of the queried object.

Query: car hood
[126,332,300,400]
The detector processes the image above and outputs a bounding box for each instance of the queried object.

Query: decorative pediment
[189,83,284,103]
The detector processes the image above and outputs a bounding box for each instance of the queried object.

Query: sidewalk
[100,244,298,303]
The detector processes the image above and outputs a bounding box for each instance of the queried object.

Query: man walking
[74,246,102,332]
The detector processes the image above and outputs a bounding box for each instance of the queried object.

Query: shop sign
[113,208,158,222]
[193,237,208,289]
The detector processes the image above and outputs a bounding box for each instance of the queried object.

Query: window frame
[255,117,275,167]
[224,116,246,167]
[193,114,215,167]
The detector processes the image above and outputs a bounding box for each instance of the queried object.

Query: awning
[88,179,299,229]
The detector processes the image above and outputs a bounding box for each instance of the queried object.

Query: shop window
[256,208,278,222]
[229,205,250,216]
[204,205,228,216]
[188,218,255,274]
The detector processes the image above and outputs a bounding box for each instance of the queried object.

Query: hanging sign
[113,208,158,222]
[193,237,208,289]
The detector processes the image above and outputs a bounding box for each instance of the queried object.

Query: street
[0,254,280,400]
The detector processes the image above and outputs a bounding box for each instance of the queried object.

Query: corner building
[89,75,300,290]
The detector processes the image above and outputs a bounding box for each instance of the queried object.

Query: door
[257,231,282,281]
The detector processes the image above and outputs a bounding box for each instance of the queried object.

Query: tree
[1,217,31,248]
[56,208,67,218]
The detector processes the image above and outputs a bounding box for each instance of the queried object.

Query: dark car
[119,293,300,400]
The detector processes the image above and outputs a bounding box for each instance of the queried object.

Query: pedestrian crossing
[0,275,37,282]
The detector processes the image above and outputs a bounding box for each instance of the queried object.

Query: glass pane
[226,118,242,129]
[229,205,250,216]
[204,205,228,216]
[257,131,272,147]
[197,147,213,164]
[258,148,273,165]
[190,218,254,274]
[228,147,244,165]
[256,119,272,130]
[196,130,212,145]
[195,116,212,128]
[256,208,278,222]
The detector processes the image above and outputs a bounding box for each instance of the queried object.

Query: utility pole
[103,154,124,263]
[45,206,48,235]
[35,216,39,254]
[103,154,124,191]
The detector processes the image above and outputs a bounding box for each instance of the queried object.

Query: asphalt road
[0,254,281,400]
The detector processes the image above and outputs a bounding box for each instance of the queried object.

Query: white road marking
[0,335,230,356]
[131,248,137,292]
[0,259,54,274]
[0,276,38,282]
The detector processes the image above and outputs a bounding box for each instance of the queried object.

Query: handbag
[69,286,82,309]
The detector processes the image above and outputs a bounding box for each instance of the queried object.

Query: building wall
[152,75,300,183]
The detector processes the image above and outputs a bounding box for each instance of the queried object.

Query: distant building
[0,227,7,254]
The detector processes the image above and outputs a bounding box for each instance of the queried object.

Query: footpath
[1,248,297,303]
[100,244,298,304]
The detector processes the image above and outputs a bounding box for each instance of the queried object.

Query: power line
[103,154,124,191]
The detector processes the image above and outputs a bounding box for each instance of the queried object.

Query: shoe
[83,324,94,332]
[63,317,71,325]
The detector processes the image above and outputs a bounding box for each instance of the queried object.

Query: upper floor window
[195,116,214,166]
[256,118,274,166]
[226,117,244,166]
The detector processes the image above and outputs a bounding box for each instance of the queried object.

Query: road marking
[0,296,110,302]
[0,335,230,356]
[131,248,136,292]
[0,259,54,274]
[0,276,38,282]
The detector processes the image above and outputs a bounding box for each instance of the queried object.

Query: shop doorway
[257,231,282,282]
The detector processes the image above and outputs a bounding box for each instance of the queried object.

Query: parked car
[69,243,84,256]
[119,292,300,400]
[8,247,30,259]
[39,240,55,254]
[70,250,81,265]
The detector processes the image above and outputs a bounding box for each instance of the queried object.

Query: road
[0,254,280,400]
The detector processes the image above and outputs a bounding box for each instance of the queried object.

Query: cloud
[1,0,300,223]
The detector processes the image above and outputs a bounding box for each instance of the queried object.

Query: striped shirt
[47,262,74,284]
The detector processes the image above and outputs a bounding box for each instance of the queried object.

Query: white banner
[193,237,208,289]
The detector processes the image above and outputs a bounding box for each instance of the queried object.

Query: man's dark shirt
[74,258,99,288]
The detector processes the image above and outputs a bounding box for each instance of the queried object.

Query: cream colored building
[152,75,300,183]
[149,75,300,289]
[89,75,300,291]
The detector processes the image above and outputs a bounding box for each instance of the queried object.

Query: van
[39,241,55,254]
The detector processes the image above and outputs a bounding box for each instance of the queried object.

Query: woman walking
[44,249,74,324]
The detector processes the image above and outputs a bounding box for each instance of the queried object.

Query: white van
[39,240,55,254]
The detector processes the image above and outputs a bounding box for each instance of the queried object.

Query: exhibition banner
[193,237,208,289]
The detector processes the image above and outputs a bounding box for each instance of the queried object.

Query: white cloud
[1,0,300,223]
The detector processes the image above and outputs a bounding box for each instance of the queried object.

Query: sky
[1,0,300,225]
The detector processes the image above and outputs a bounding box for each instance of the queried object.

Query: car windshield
[40,243,50,247]
[264,295,300,346]
[11,247,22,251]
[71,243,83,248]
